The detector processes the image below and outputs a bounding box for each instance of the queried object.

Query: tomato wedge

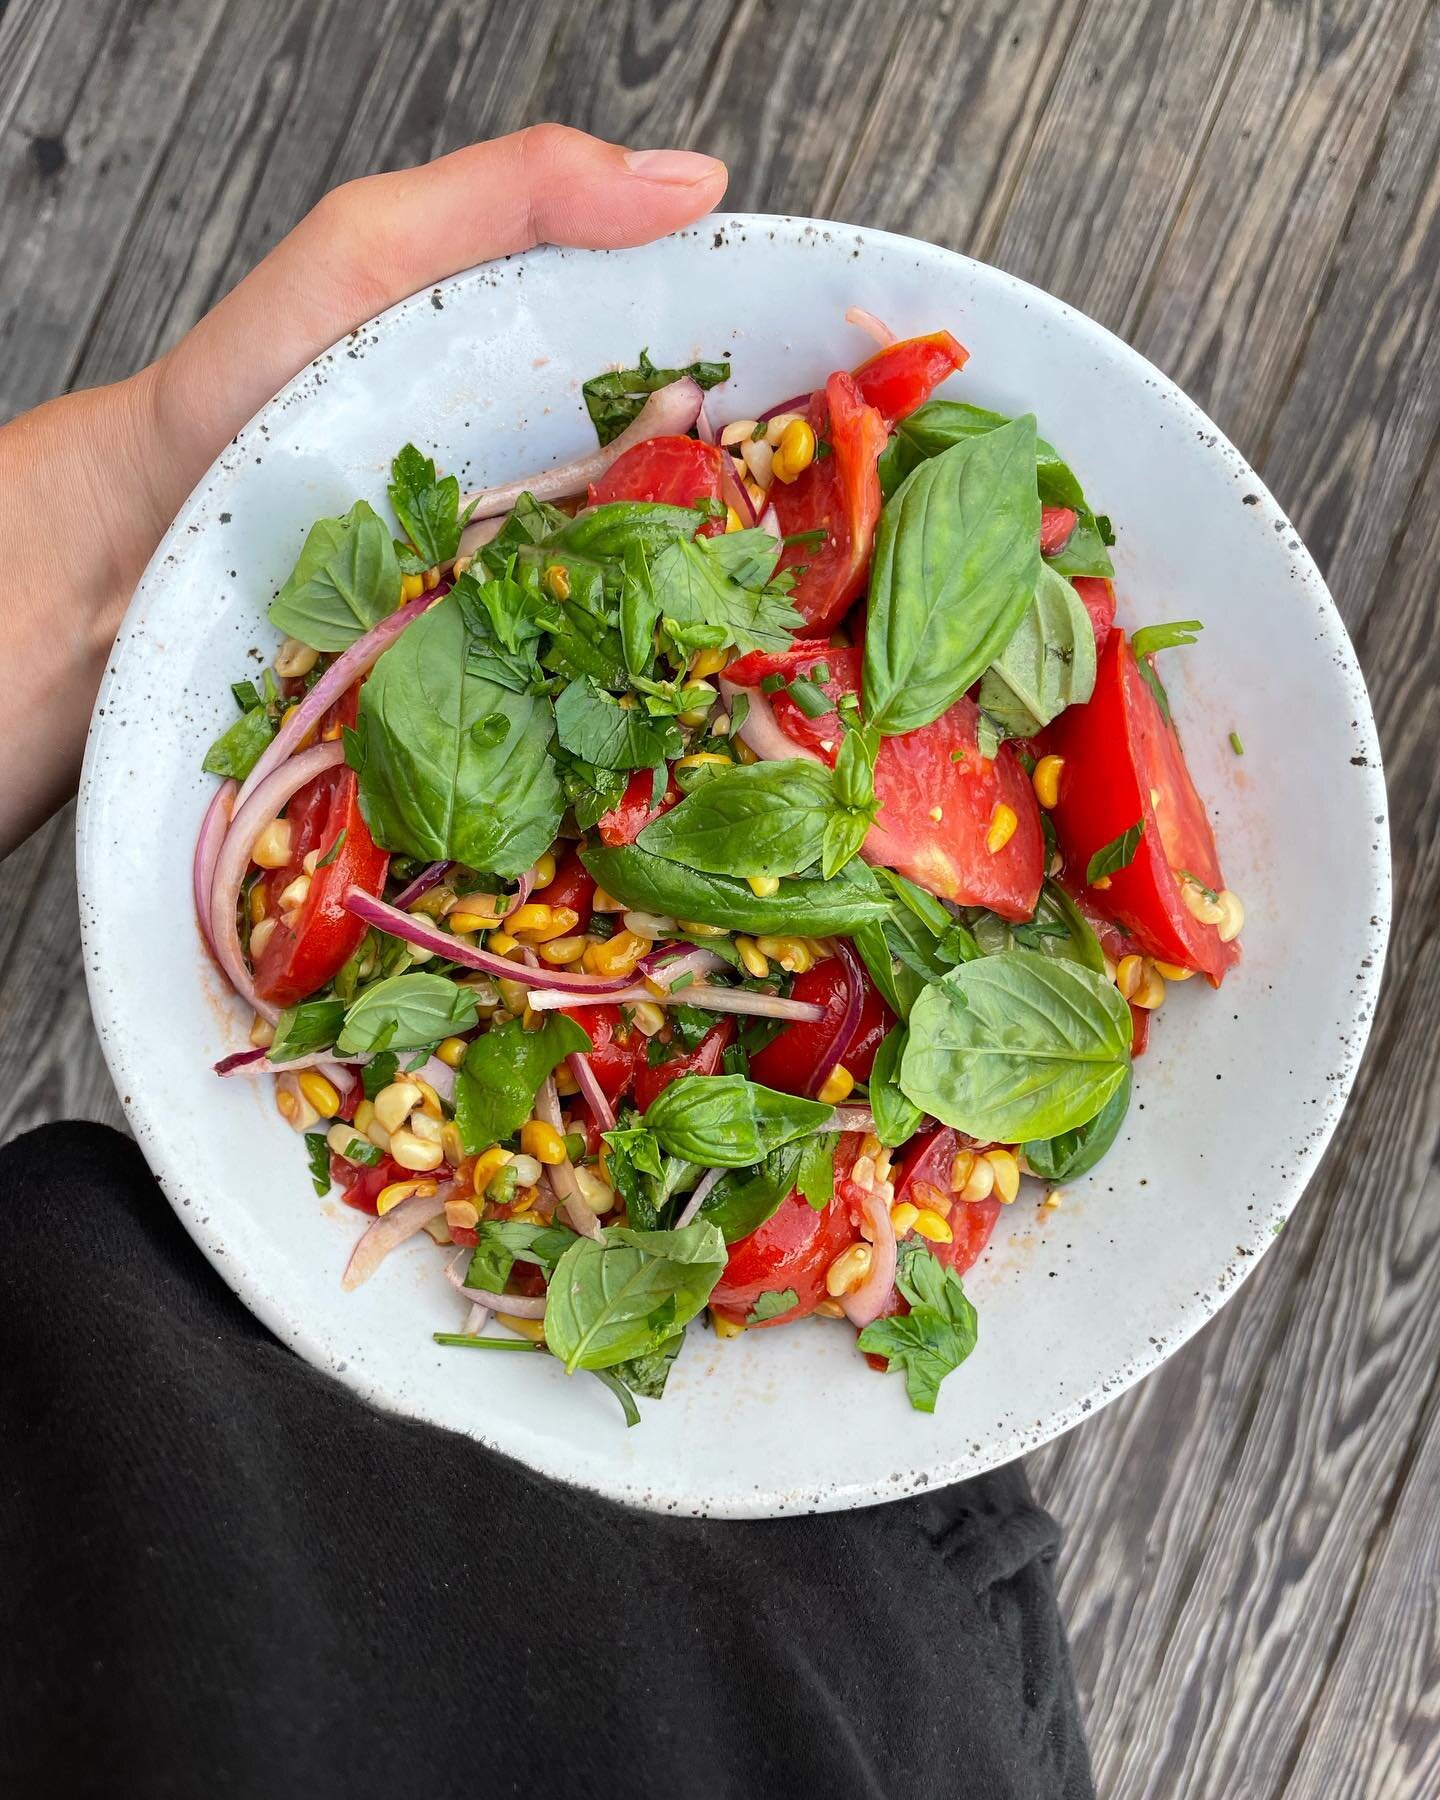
[589,435,726,531]
[596,768,680,846]
[892,1127,1003,1277]
[725,644,1044,920]
[850,329,968,427]
[747,956,892,1094]
[538,845,595,927]
[1040,505,1077,556]
[632,1017,733,1114]
[1045,631,1237,982]
[710,1135,864,1328]
[769,372,887,635]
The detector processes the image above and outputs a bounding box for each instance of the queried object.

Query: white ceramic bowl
[77,216,1389,1516]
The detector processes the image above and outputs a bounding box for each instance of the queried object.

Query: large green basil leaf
[544,1220,727,1372]
[868,1025,926,1147]
[1024,1065,1132,1181]
[336,973,478,1054]
[268,499,402,651]
[554,675,679,771]
[900,948,1132,1141]
[863,418,1042,735]
[453,1013,592,1154]
[580,842,891,935]
[354,592,562,875]
[545,502,701,559]
[642,1074,832,1167]
[269,998,345,1063]
[202,704,275,780]
[647,533,802,652]
[969,881,1106,974]
[638,760,838,879]
[978,564,1097,742]
[699,1144,804,1243]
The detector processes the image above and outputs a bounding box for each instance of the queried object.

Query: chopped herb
[1176,868,1219,903]
[434,1333,543,1352]
[786,677,833,719]
[362,1051,400,1099]
[810,660,831,682]
[303,1133,333,1196]
[760,673,786,695]
[747,1288,799,1324]
[1131,619,1203,657]
[1229,730,1244,756]
[315,827,347,869]
[1087,822,1144,886]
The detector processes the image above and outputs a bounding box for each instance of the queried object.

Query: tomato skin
[632,1018,733,1115]
[850,330,968,427]
[589,436,726,529]
[711,1135,864,1327]
[1040,505,1078,556]
[1045,631,1237,982]
[337,1154,408,1216]
[253,769,389,1007]
[747,956,892,1095]
[770,372,888,635]
[1072,576,1116,659]
[597,769,680,846]
[558,1004,644,1106]
[540,845,595,926]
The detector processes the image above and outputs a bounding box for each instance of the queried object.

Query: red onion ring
[452,512,505,566]
[342,1181,453,1290]
[840,1178,897,1327]
[215,1046,367,1078]
[674,1166,723,1230]
[830,1105,877,1135]
[845,305,896,348]
[209,742,347,1022]
[756,503,779,538]
[805,939,864,1101]
[390,861,453,911]
[758,391,812,423]
[638,946,728,987]
[194,778,235,959]
[458,378,704,520]
[568,1052,616,1132]
[444,1253,547,1319]
[536,1075,602,1241]
[525,982,825,1022]
[718,452,757,527]
[717,677,824,767]
[414,1055,456,1104]
[695,399,717,444]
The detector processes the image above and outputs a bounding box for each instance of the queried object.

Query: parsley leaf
[747,1288,799,1324]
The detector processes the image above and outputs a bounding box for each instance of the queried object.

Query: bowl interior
[76,217,1389,1516]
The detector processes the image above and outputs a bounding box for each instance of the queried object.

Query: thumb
[148,125,726,511]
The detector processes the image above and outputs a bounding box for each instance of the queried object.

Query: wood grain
[1,3,1436,1794]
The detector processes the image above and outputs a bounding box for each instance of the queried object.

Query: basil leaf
[748,1288,799,1324]
[269,999,346,1062]
[1086,821,1144,886]
[355,592,563,876]
[580,842,891,936]
[977,565,1097,742]
[970,881,1106,974]
[451,569,541,662]
[362,1051,399,1098]
[454,1014,593,1154]
[820,810,871,880]
[868,1026,926,1147]
[268,499,402,651]
[388,443,472,570]
[546,502,701,559]
[544,1220,727,1372]
[1131,619,1203,658]
[795,1135,835,1209]
[477,493,570,575]
[619,541,660,679]
[609,1330,685,1400]
[900,949,1133,1141]
[336,973,478,1055]
[303,1133,333,1196]
[1024,1066,1132,1181]
[642,1074,832,1167]
[601,1124,667,1232]
[833,727,878,811]
[864,418,1042,735]
[856,1238,979,1413]
[700,527,784,588]
[202,705,275,780]
[1045,511,1114,580]
[466,1219,572,1295]
[648,533,802,653]
[639,760,837,879]
[699,1144,804,1243]
[582,350,730,446]
[555,676,679,771]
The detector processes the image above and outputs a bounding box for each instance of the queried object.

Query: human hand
[0,126,727,854]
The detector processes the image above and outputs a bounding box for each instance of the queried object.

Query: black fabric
[0,1122,1093,1800]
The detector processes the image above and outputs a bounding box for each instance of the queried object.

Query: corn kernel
[528,852,557,891]
[497,977,531,1015]
[389,1128,443,1173]
[354,1099,375,1134]
[509,903,580,943]
[274,636,319,679]
[960,1157,995,1204]
[741,437,774,489]
[537,935,587,965]
[630,1000,667,1037]
[373,1080,422,1135]
[950,1150,975,1194]
[401,571,425,603]
[825,1243,873,1297]
[754,935,812,973]
[912,1207,954,1244]
[987,1148,1021,1205]
[511,1184,539,1216]
[575,1165,616,1214]
[251,818,294,870]
[746,874,780,898]
[676,918,729,938]
[544,563,570,600]
[444,1197,479,1232]
[411,1078,443,1120]
[688,646,731,680]
[436,1036,469,1068]
[520,1119,567,1166]
[591,886,624,914]
[986,803,1018,855]
[327,1122,364,1160]
[1215,889,1245,943]
[772,417,816,483]
[1179,877,1225,926]
[296,1071,341,1119]
[816,1064,855,1105]
[735,936,769,979]
[378,1177,437,1215]
[554,1063,580,1096]
[486,931,521,958]
[621,910,676,940]
[1116,954,1146,1000]
[582,930,648,978]
[449,910,502,934]
[724,505,745,533]
[732,737,759,764]
[441,1122,465,1167]
[248,917,277,960]
[1153,960,1196,981]
[675,750,732,771]
[423,565,441,591]
[1132,967,1167,1010]
[497,1314,546,1343]
[471,1146,511,1196]
[508,1154,543,1189]
[1033,755,1064,810]
[248,882,269,925]
[1092,875,1113,891]
[891,1202,920,1237]
[249,1013,274,1048]
[712,1310,746,1338]
[765,411,803,446]
[719,418,759,447]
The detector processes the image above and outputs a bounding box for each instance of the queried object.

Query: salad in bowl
[193,313,1242,1425]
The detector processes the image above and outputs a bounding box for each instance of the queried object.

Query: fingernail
[623,148,722,185]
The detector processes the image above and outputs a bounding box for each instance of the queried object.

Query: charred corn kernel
[912,1207,954,1244]
[248,882,269,925]
[817,1064,855,1105]
[736,936,769,979]
[1215,889,1245,943]
[724,505,745,533]
[746,874,781,898]
[511,1184,539,1217]
[410,1078,443,1120]
[986,803,1018,855]
[471,1146,511,1195]
[273,635,319,679]
[452,554,474,578]
[530,851,557,889]
[1154,960,1195,981]
[629,1000,667,1037]
[688,646,731,679]
[960,1157,995,1204]
[509,903,580,943]
[1116,954,1146,1000]
[507,1153,543,1188]
[441,1122,465,1168]
[755,935,812,973]
[249,1012,275,1048]
[377,1177,437,1216]
[622,910,676,940]
[1033,755,1065,810]
[1180,877,1226,925]
[771,418,817,483]
[296,1071,341,1119]
[520,1119,567,1166]
[436,1036,468,1068]
[677,918,729,938]
[732,737,759,764]
[486,931,521,958]
[719,418,759,447]
[373,1080,423,1135]
[554,1063,579,1096]
[582,930,648,978]
[891,1201,920,1237]
[275,1086,297,1122]
[390,1128,443,1172]
[1132,966,1166,1010]
[449,910,502,934]
[249,917,278,959]
[498,1314,546,1343]
[825,1243,873,1297]
[987,1148,1021,1205]
[765,410,803,446]
[251,818,294,870]
[497,977,531,1015]
[676,750,732,771]
[543,563,570,600]
[443,1197,479,1232]
[575,1165,616,1214]
[401,571,425,603]
[423,564,442,590]
[537,935,587,966]
[592,886,624,913]
[354,1099,376,1134]
[712,1310,746,1338]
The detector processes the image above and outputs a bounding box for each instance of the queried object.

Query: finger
[154,126,726,493]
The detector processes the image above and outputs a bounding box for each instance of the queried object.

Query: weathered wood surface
[1,2,1435,1792]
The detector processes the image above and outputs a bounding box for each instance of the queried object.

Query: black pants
[0,1123,1093,1799]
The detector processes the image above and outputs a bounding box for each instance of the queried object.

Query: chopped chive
[315,826,348,869]
[1229,730,1244,756]
[668,972,695,991]
[786,678,832,719]
[760,673,787,695]
[750,420,768,441]
[782,528,826,548]
[810,660,831,682]
[434,1333,543,1352]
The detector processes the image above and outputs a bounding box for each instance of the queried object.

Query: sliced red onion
[462,1301,492,1334]
[638,945,728,988]
[841,1180,897,1327]
[415,1055,456,1104]
[502,871,535,919]
[209,742,347,1022]
[536,1075,602,1241]
[718,452,757,527]
[444,1253,547,1319]
[831,1105,877,1135]
[318,1060,357,1094]
[342,890,636,994]
[718,677,823,767]
[453,512,505,565]
[805,940,863,1101]
[194,778,235,958]
[759,391,812,423]
[674,1166,723,1230]
[568,1052,616,1132]
[526,982,825,1022]
[342,1182,452,1290]
[233,591,433,811]
[695,400,716,444]
[391,861,452,910]
[458,378,704,520]
[756,503,779,538]
[845,305,896,348]
[215,1046,368,1078]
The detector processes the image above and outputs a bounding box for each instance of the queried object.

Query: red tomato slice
[632,1017,733,1115]
[596,769,680,847]
[1045,631,1237,982]
[850,330,968,427]
[770,372,887,635]
[747,956,892,1095]
[711,1135,864,1327]
[539,845,595,927]
[253,769,388,1007]
[588,435,726,530]
[890,1126,1003,1277]
[558,1003,644,1106]
[1040,505,1078,556]
[724,644,1044,920]
[1072,576,1116,659]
